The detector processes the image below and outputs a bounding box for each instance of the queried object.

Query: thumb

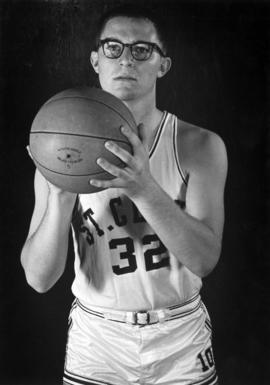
[137,123,148,150]
[137,122,146,143]
[26,145,33,160]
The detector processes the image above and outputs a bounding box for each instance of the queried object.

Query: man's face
[91,16,170,101]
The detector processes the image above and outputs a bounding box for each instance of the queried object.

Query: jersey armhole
[71,195,80,221]
[173,116,188,186]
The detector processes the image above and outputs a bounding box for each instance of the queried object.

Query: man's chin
[105,86,137,102]
[118,93,137,102]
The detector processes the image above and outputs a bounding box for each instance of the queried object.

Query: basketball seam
[30,131,131,146]
[43,96,136,128]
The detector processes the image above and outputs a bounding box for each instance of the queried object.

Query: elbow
[28,278,52,293]
[197,239,222,278]
[21,259,54,294]
[199,262,217,278]
[24,271,53,293]
[20,248,62,293]
[196,260,218,278]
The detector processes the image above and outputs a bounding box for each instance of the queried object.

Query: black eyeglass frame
[97,38,166,61]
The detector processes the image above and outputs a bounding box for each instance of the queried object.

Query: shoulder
[175,118,228,178]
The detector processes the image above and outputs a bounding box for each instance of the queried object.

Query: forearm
[21,193,75,292]
[132,181,222,277]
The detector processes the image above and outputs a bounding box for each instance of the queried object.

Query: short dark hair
[94,4,169,55]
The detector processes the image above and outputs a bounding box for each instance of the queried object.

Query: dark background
[1,0,269,384]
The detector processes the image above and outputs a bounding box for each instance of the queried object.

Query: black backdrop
[1,1,269,384]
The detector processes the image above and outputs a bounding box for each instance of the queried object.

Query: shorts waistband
[75,293,202,326]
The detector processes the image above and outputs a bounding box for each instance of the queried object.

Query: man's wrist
[131,177,162,208]
[48,190,77,213]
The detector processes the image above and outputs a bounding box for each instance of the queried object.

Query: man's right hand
[27,144,77,199]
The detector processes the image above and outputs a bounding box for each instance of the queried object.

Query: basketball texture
[29,87,137,193]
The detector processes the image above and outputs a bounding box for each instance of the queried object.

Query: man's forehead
[101,16,160,43]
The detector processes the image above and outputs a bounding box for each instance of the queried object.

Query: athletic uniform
[64,112,218,385]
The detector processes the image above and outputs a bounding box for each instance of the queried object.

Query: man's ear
[157,57,172,78]
[90,51,99,74]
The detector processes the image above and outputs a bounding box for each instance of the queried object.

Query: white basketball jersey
[71,112,202,311]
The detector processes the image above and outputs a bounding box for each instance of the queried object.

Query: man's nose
[119,46,134,66]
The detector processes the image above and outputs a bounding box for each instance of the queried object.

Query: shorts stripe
[70,299,78,313]
[191,370,218,385]
[167,293,200,310]
[167,301,202,321]
[64,369,116,385]
[76,301,104,318]
[205,319,212,332]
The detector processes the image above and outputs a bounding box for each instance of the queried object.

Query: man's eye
[107,43,121,52]
[133,45,150,54]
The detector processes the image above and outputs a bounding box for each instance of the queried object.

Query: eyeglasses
[97,38,166,61]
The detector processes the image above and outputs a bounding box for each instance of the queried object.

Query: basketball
[29,87,137,193]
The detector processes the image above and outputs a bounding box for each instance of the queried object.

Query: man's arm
[21,169,77,292]
[133,125,227,277]
[90,123,228,278]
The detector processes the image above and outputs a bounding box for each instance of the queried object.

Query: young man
[21,5,227,385]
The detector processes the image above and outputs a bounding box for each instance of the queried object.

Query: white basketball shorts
[63,295,218,385]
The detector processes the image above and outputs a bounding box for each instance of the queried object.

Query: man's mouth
[114,76,137,81]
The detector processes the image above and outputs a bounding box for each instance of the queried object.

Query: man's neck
[123,96,163,150]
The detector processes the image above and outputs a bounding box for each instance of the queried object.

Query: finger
[105,141,133,165]
[89,176,123,189]
[89,178,111,188]
[96,157,123,178]
[121,125,142,148]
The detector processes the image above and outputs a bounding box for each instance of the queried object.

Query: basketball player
[21,5,227,385]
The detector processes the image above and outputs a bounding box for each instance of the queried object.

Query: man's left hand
[90,124,154,199]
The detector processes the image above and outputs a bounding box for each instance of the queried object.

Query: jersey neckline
[149,111,169,158]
